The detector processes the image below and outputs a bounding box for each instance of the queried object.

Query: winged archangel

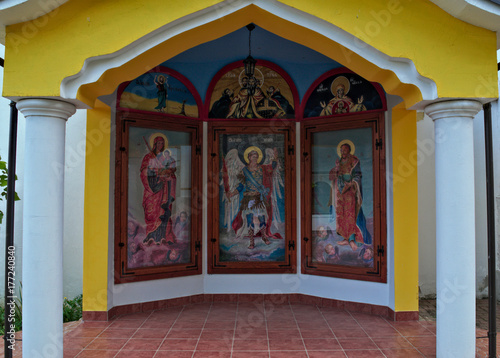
[220,145,285,250]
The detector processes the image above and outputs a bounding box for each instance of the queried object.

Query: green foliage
[0,291,83,334]
[0,289,22,335]
[63,294,83,323]
[0,155,20,225]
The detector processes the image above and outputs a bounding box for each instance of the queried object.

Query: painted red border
[300,67,387,121]
[203,59,301,121]
[116,66,203,119]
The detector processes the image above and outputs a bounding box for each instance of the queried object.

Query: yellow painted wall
[391,104,419,312]
[3,0,498,106]
[82,100,111,312]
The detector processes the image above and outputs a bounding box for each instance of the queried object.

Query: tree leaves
[0,155,20,225]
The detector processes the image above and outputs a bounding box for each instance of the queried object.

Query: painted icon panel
[119,71,199,117]
[218,133,286,262]
[310,128,374,268]
[208,64,295,119]
[127,127,192,269]
[303,71,385,119]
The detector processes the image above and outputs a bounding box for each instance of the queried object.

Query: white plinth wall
[425,100,482,358]
[17,99,76,358]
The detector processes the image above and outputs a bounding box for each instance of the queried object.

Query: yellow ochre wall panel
[82,101,111,312]
[391,104,419,312]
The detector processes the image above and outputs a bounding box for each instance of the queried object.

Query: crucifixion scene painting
[218,133,286,262]
[126,127,193,269]
[311,128,375,268]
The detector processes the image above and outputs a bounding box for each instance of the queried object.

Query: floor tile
[307,351,347,358]
[363,326,401,337]
[338,338,378,350]
[153,351,194,358]
[394,326,434,336]
[166,329,202,338]
[76,350,120,358]
[406,335,436,348]
[115,350,156,357]
[268,338,305,351]
[158,338,199,350]
[233,338,269,351]
[63,349,82,358]
[333,328,369,338]
[121,338,163,350]
[192,352,232,358]
[267,330,301,339]
[86,338,127,350]
[269,351,308,357]
[231,352,270,358]
[417,347,436,357]
[300,329,335,338]
[302,338,341,350]
[199,329,234,340]
[108,320,144,329]
[98,328,137,339]
[344,349,386,357]
[132,327,169,339]
[141,320,174,329]
[115,312,150,321]
[372,336,413,349]
[195,338,233,351]
[381,348,425,357]
[65,327,104,338]
[63,337,94,350]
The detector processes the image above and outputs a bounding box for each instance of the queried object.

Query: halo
[336,139,355,157]
[243,146,264,164]
[238,67,264,88]
[149,133,168,150]
[157,74,166,83]
[331,76,350,96]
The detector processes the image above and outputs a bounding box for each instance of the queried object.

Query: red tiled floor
[10,300,500,357]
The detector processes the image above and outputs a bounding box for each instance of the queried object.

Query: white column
[17,98,76,358]
[425,100,482,358]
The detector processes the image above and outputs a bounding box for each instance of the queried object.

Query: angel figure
[221,145,284,249]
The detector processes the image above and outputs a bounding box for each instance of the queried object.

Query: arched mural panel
[206,60,299,120]
[302,68,386,119]
[118,67,202,118]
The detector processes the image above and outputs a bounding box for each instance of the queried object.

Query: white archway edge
[17,98,76,358]
[425,99,482,358]
[60,0,438,106]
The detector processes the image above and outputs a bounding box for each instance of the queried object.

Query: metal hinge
[288,240,295,250]
[375,138,383,150]
[195,145,201,155]
[195,241,201,251]
[288,145,295,155]
[377,245,385,257]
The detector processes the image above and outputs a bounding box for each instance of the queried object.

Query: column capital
[16,98,76,121]
[424,99,482,121]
